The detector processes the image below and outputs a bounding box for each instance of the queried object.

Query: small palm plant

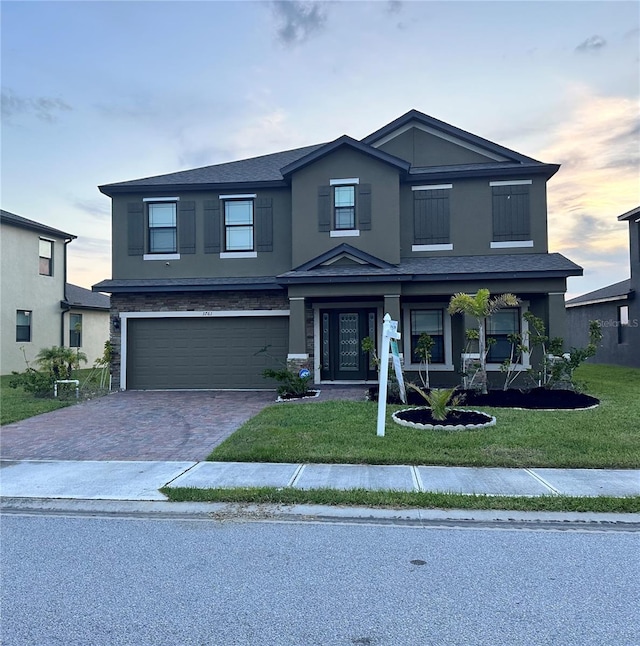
[448,289,520,394]
[406,384,464,421]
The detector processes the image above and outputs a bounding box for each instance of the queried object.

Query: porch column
[547,292,567,342]
[288,297,308,358]
[383,294,401,331]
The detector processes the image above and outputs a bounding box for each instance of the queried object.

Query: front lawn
[209,364,640,469]
[1,369,108,425]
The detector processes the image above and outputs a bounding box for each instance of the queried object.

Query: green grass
[1,369,108,425]
[162,486,640,513]
[209,364,640,469]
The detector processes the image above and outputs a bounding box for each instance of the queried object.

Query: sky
[2,0,638,298]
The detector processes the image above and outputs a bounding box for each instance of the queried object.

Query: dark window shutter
[127,202,144,255]
[318,185,331,232]
[413,190,450,244]
[492,185,529,241]
[256,197,273,252]
[204,200,221,253]
[178,201,196,254]
[358,184,372,231]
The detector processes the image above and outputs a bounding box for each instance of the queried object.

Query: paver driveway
[0,391,278,461]
[0,387,366,461]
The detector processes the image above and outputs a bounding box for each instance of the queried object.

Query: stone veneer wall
[109,290,289,389]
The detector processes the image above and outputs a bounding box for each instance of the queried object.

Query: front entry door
[320,309,377,381]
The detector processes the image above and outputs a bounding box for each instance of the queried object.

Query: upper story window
[70,313,82,348]
[319,178,368,238]
[334,185,356,230]
[412,185,453,251]
[486,308,520,363]
[147,202,177,254]
[224,198,254,252]
[39,239,53,276]
[16,310,31,342]
[490,180,532,248]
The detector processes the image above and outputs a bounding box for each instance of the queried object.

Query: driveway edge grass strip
[161,487,640,513]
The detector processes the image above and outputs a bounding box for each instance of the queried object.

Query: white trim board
[489,180,532,186]
[490,240,534,249]
[411,184,452,191]
[412,244,453,252]
[330,230,360,237]
[330,178,359,185]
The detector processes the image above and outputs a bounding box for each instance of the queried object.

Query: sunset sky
[2,0,638,298]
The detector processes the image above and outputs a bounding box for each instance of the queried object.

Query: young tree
[448,289,520,394]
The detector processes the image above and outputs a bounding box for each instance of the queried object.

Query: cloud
[271,1,329,46]
[387,1,402,14]
[575,35,607,53]
[1,88,72,122]
[73,199,111,220]
[534,89,638,269]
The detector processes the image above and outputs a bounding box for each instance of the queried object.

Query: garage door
[126,316,289,389]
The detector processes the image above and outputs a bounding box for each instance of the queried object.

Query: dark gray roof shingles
[279,253,582,281]
[99,144,325,191]
[1,209,76,239]
[65,284,110,309]
[565,279,631,306]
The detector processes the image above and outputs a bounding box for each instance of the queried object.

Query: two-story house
[94,110,582,390]
[1,209,110,374]
[566,205,639,367]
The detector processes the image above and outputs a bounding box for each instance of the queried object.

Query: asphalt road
[2,513,638,646]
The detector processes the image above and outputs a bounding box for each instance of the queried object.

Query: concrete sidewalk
[1,459,639,501]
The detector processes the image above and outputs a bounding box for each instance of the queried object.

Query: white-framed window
[16,310,32,342]
[403,306,453,370]
[39,239,53,276]
[334,185,356,230]
[69,313,82,348]
[148,202,177,253]
[486,308,520,363]
[224,199,254,252]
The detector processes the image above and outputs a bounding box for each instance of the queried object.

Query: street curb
[2,497,639,530]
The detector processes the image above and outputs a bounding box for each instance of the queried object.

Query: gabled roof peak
[292,243,396,272]
[362,109,540,165]
[280,135,410,177]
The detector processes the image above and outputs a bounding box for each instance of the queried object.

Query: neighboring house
[565,205,639,368]
[94,109,582,390]
[0,209,110,374]
[63,283,111,367]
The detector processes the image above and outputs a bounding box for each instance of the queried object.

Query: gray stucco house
[566,205,639,368]
[94,109,582,390]
[1,209,110,374]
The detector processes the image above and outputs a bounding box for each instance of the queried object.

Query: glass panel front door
[320,309,377,380]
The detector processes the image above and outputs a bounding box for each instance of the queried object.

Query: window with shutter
[412,185,452,251]
[490,181,532,247]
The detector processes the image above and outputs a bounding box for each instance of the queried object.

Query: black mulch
[394,409,492,426]
[369,387,599,410]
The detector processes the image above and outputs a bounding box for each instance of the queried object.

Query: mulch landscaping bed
[393,408,493,425]
[369,387,599,410]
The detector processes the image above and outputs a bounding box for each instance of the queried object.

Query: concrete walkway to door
[1,390,286,462]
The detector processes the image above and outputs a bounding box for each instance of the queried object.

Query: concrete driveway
[0,390,278,462]
[1,386,367,462]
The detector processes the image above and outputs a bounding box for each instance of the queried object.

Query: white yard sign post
[376,313,405,437]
